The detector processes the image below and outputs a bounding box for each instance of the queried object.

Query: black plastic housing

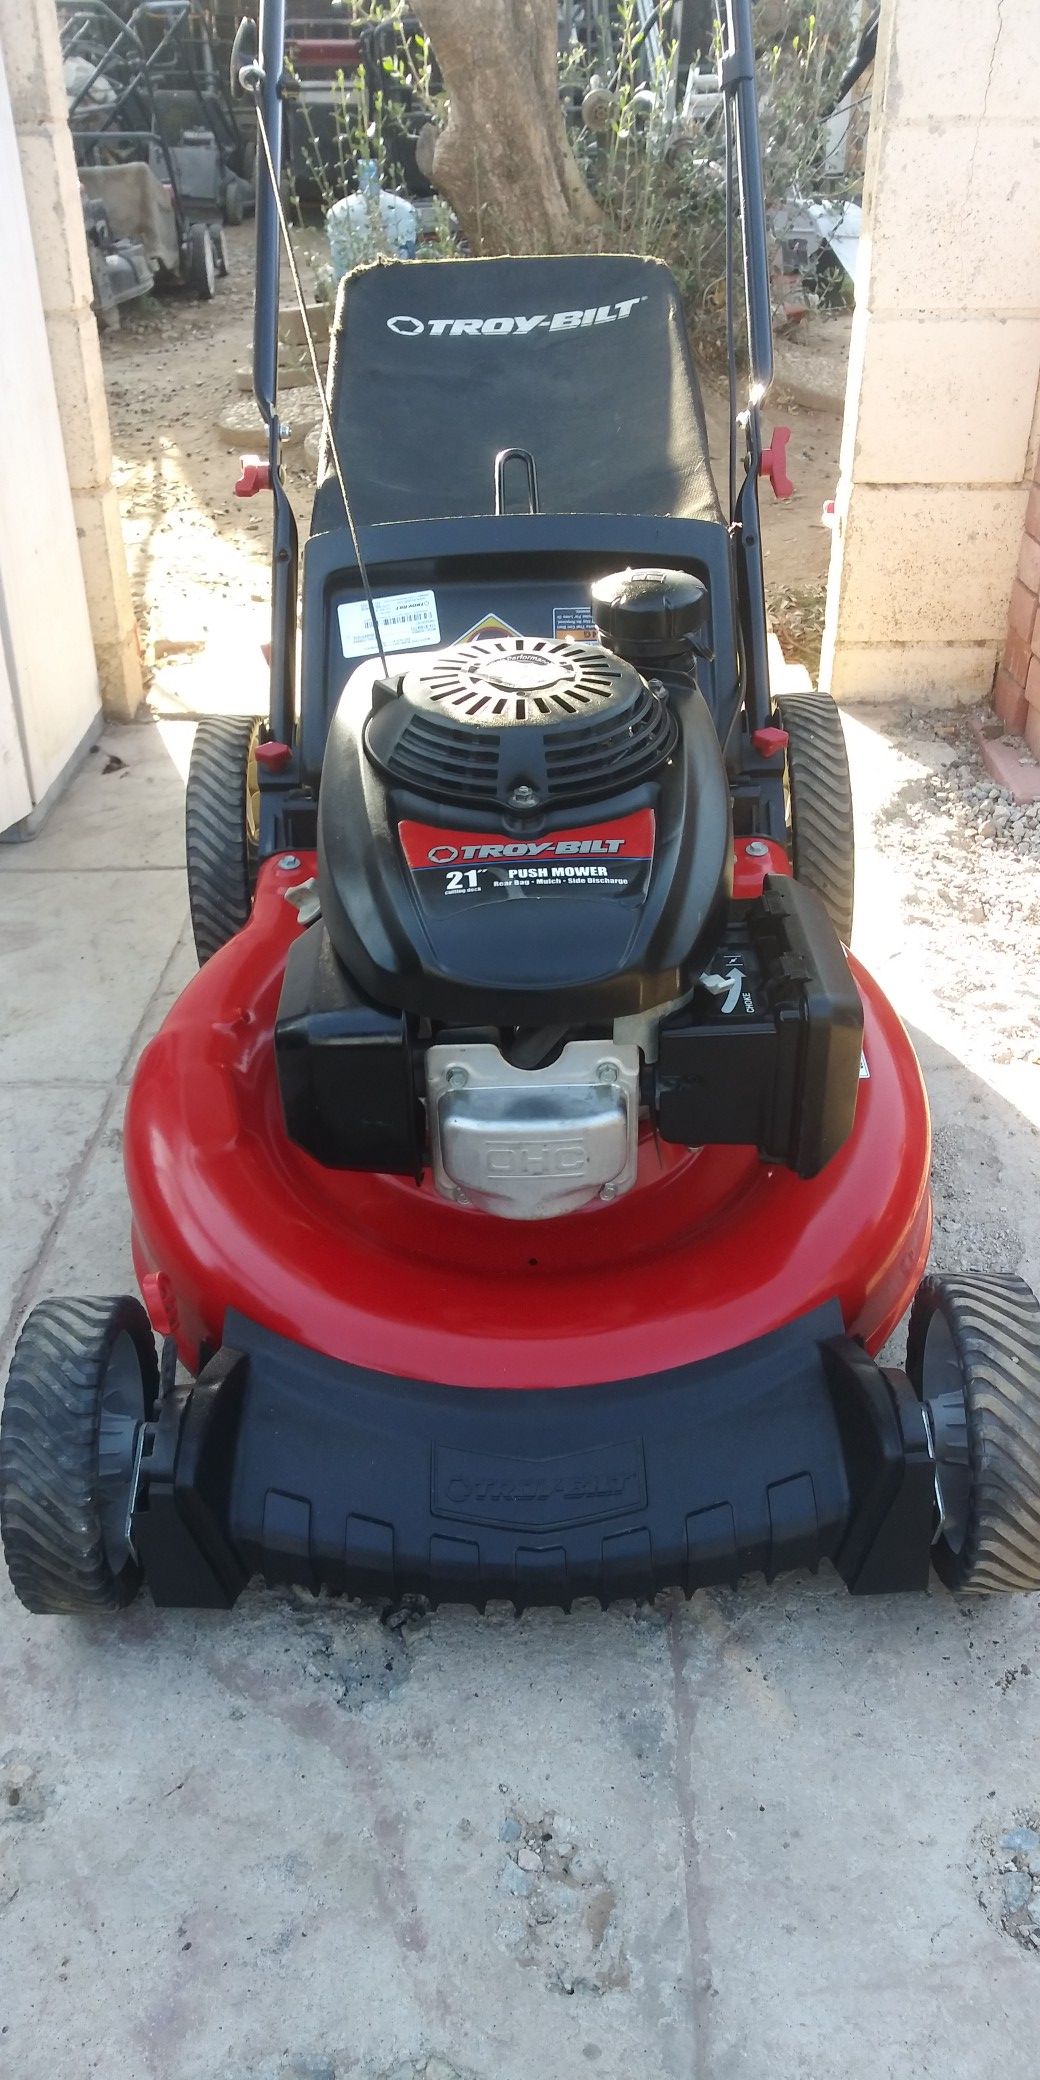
[275,923,423,1174]
[590,564,708,664]
[318,665,733,1026]
[132,1306,936,1609]
[655,876,863,1177]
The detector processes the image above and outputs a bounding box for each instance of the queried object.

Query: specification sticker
[338,588,440,658]
[398,812,655,908]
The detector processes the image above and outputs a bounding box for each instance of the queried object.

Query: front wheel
[0,1297,158,1613]
[907,1272,1040,1593]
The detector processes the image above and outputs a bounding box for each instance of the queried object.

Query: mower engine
[275,569,863,1218]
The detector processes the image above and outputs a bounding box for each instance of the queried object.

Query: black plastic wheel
[0,1297,158,1614]
[907,1273,1040,1593]
[185,714,262,963]
[186,221,216,299]
[210,224,230,279]
[775,691,855,943]
[223,175,246,226]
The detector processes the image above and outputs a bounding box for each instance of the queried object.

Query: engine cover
[425,1039,641,1220]
[318,634,732,1026]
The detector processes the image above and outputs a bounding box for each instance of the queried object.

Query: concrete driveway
[0,701,1038,2080]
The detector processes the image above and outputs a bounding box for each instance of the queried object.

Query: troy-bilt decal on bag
[386,298,647,339]
[398,811,655,907]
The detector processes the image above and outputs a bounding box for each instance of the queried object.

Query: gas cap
[590,566,708,662]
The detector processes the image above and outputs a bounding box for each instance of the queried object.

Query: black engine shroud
[317,634,732,1027]
[276,609,864,1190]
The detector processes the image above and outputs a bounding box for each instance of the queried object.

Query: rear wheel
[186,221,215,299]
[210,224,229,279]
[0,1297,158,1614]
[776,691,855,943]
[223,174,246,226]
[185,713,262,963]
[907,1273,1040,1593]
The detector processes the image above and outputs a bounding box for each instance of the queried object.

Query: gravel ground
[845,701,1040,1303]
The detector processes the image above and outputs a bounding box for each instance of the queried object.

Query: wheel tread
[0,1297,157,1614]
[185,715,260,964]
[907,1273,1040,1593]
[776,691,855,942]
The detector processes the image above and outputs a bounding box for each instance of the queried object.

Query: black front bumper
[134,1305,936,1609]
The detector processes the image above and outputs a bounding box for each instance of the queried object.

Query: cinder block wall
[994,455,1040,757]
[820,0,1040,707]
[0,0,142,719]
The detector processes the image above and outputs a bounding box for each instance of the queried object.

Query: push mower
[4,0,1040,1617]
[61,0,244,298]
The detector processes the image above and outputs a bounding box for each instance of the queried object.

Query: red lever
[759,426,793,500]
[254,739,292,773]
[752,724,789,759]
[236,456,271,498]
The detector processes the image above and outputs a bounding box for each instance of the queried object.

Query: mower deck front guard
[136,1307,935,1610]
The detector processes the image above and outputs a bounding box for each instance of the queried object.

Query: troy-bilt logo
[429,838,626,864]
[445,1470,638,1506]
[433,1440,648,1526]
[399,811,655,870]
[387,297,647,339]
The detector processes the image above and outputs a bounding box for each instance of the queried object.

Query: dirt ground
[102,222,841,713]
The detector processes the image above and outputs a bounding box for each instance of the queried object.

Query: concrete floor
[0,705,1039,2080]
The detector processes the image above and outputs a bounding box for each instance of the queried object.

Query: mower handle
[229,15,258,99]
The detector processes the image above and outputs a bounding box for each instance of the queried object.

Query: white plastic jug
[326,159,418,280]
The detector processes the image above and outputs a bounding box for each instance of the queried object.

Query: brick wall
[994,451,1040,757]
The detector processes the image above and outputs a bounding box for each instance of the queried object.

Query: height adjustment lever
[236,455,271,497]
[759,426,793,500]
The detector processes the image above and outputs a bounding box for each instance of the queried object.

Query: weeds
[567,1,860,357]
[294,0,861,340]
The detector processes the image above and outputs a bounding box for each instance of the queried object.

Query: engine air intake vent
[364,636,677,810]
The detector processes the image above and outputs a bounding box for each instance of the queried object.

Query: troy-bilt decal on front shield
[398,811,655,907]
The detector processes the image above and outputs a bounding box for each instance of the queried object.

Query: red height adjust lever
[236,456,271,498]
[751,724,789,759]
[759,425,793,500]
[254,739,292,774]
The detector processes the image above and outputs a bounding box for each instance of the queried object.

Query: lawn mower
[4,0,1040,1618]
[61,0,249,299]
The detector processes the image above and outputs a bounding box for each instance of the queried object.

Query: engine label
[398,811,655,906]
[338,588,440,659]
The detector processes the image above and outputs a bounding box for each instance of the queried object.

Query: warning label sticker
[553,606,598,640]
[338,588,440,659]
[460,611,523,642]
[399,811,655,908]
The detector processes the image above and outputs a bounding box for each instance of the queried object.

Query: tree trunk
[413,0,604,256]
